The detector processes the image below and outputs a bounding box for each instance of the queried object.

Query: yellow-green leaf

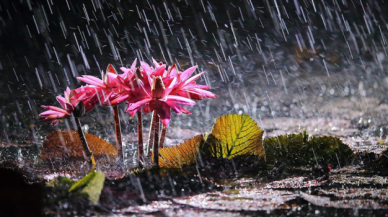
[46,176,76,189]
[69,171,105,205]
[159,135,204,169]
[207,114,264,159]
[69,172,96,192]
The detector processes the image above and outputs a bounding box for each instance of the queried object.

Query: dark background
[1,0,388,145]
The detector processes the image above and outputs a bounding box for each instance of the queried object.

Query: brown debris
[40,130,117,159]
[159,135,203,169]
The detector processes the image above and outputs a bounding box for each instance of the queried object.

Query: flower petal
[141,61,152,74]
[151,65,165,77]
[130,58,137,70]
[106,73,118,88]
[65,87,71,102]
[41,112,68,120]
[116,75,126,85]
[120,67,131,78]
[126,98,152,113]
[51,119,60,126]
[65,87,71,95]
[164,64,175,77]
[39,110,63,116]
[136,79,151,98]
[153,102,171,127]
[109,93,130,105]
[191,88,218,98]
[107,64,118,75]
[64,102,74,111]
[152,58,159,68]
[166,95,196,106]
[184,84,211,89]
[164,100,192,115]
[165,77,177,96]
[82,75,105,84]
[56,96,66,108]
[179,66,197,82]
[169,66,178,78]
[77,76,105,88]
[184,71,206,85]
[143,104,152,113]
[41,105,69,114]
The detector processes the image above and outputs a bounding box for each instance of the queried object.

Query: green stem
[147,111,157,158]
[159,126,167,149]
[137,111,143,168]
[112,105,123,164]
[152,114,160,167]
[75,117,96,171]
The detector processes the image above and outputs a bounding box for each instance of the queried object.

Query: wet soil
[2,0,388,216]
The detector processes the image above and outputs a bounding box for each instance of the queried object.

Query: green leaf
[46,176,76,189]
[69,172,96,192]
[263,131,354,167]
[206,114,264,159]
[69,171,105,205]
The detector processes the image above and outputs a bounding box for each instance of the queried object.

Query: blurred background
[1,0,388,152]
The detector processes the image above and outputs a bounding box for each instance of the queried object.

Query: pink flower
[170,66,217,100]
[120,61,217,126]
[40,87,81,126]
[72,85,103,111]
[77,64,119,89]
[72,60,216,127]
[141,60,166,77]
[115,59,166,105]
[126,76,195,126]
[76,64,125,106]
[118,59,138,82]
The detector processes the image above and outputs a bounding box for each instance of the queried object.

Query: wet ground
[2,43,388,216]
[2,0,388,216]
[3,97,388,216]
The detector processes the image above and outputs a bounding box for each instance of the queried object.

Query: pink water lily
[39,60,217,169]
[40,87,79,126]
[120,62,217,126]
[126,76,195,126]
[40,87,97,170]
[141,60,166,77]
[118,58,137,82]
[76,64,125,107]
[77,64,132,165]
[115,60,168,106]
[77,64,119,89]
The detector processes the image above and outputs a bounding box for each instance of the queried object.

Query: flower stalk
[40,60,217,172]
[147,111,157,158]
[152,114,160,167]
[75,117,96,171]
[159,125,167,149]
[112,105,123,164]
[137,111,143,168]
